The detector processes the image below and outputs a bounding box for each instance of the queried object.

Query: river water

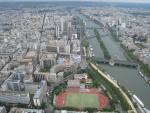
[73,9,150,109]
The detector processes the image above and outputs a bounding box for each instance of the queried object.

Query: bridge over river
[94,57,138,68]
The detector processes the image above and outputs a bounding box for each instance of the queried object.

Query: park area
[55,88,109,110]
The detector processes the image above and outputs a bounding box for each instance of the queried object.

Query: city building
[0,91,30,104]
[67,79,80,88]
[9,107,44,113]
[0,106,6,113]
[74,73,88,80]
[33,80,47,106]
[40,53,57,69]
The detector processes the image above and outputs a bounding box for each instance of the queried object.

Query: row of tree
[87,63,131,111]
[94,29,111,59]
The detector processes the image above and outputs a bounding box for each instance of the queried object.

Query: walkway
[90,63,137,113]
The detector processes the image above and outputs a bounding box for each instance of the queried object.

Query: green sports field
[65,93,100,108]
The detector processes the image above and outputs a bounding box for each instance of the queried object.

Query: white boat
[109,59,115,66]
[144,77,149,83]
[90,47,93,51]
[84,21,86,26]
[133,95,144,108]
[92,53,95,57]
[139,71,144,77]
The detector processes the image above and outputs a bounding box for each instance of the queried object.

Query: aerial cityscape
[0,1,150,113]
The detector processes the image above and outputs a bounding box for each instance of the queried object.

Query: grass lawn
[65,93,100,108]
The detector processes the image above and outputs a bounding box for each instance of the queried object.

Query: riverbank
[90,62,137,113]
[121,44,150,78]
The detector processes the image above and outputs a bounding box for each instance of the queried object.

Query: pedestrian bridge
[94,57,138,68]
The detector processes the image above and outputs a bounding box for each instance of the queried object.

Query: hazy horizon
[0,0,150,3]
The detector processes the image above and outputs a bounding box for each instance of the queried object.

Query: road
[44,67,78,113]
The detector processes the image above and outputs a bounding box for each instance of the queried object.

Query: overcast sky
[0,0,150,3]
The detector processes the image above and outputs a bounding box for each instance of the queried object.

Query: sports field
[65,93,99,108]
[56,88,109,110]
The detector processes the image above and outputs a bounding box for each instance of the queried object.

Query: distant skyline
[0,0,150,3]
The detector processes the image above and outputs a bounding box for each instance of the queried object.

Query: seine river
[73,10,150,109]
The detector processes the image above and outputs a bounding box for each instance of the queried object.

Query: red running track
[56,88,109,110]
